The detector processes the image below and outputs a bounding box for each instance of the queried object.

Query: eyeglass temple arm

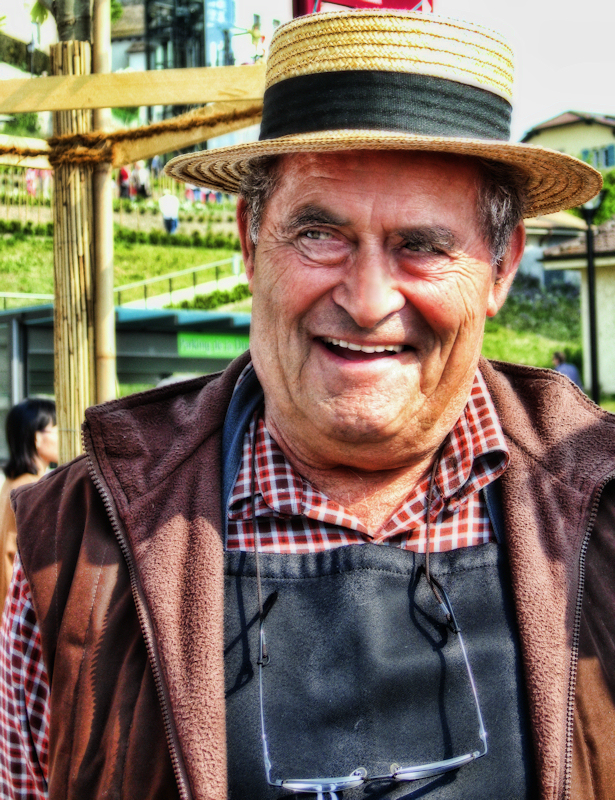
[391,749,481,781]
[425,580,488,756]
[390,618,488,784]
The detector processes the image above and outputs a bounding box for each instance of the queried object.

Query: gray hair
[238,156,283,246]
[475,158,527,265]
[239,153,527,265]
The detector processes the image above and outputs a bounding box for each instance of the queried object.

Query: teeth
[322,337,404,354]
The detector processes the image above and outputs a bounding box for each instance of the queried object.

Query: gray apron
[222,369,535,799]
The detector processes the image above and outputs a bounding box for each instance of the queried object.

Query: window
[581,144,615,169]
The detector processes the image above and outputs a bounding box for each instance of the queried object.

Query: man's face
[238,151,523,471]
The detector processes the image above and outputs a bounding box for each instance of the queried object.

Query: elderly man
[1,10,614,800]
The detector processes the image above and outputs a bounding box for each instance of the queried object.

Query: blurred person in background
[553,351,583,390]
[118,164,131,198]
[159,189,180,234]
[0,398,58,605]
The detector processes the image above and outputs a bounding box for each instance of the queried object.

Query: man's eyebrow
[282,204,349,234]
[397,226,458,252]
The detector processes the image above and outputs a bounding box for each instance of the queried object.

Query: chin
[316,397,406,443]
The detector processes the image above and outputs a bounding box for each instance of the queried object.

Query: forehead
[269,150,483,222]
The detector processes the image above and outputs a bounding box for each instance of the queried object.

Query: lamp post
[579,191,604,405]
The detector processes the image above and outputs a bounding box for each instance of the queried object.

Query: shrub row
[0,192,53,207]
[176,283,251,310]
[0,218,53,236]
[115,226,241,250]
[496,273,581,342]
[0,218,241,251]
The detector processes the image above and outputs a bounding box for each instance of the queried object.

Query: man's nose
[331,248,406,329]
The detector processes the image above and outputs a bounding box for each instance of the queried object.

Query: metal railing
[0,292,54,310]
[113,256,242,306]
[0,256,245,311]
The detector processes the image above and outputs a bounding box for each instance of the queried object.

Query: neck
[264,413,439,533]
[33,456,47,478]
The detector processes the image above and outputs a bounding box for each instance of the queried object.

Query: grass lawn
[482,320,573,370]
[0,234,55,295]
[114,242,235,287]
[0,234,236,304]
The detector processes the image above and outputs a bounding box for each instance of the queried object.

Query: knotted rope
[0,101,263,168]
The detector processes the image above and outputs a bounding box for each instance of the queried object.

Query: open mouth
[320,336,409,361]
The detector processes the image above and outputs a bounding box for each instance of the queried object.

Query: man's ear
[236,197,256,288]
[487,221,525,317]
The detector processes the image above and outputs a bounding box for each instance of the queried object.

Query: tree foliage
[3,112,40,137]
[568,168,615,226]
[593,169,615,226]
[111,0,123,23]
[29,0,123,40]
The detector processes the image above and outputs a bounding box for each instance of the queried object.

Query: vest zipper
[83,431,192,800]
[562,472,614,800]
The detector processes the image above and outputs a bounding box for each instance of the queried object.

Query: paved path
[121,273,248,309]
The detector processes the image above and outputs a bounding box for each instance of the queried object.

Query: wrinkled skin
[237,151,524,515]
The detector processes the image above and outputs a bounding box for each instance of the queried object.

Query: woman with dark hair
[0,398,58,605]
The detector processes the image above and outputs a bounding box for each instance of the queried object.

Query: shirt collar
[229,368,509,520]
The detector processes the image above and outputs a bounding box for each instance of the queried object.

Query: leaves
[30,1,48,25]
[111,0,123,23]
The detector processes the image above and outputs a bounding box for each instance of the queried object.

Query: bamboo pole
[51,40,95,463]
[19,169,24,224]
[93,0,116,404]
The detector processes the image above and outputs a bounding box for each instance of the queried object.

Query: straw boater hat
[165,10,601,217]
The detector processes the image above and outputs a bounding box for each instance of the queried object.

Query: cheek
[403,270,491,335]
[254,252,336,323]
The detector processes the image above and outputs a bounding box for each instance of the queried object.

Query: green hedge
[0,218,241,250]
[0,218,53,237]
[0,32,49,76]
[114,226,241,250]
[174,282,251,310]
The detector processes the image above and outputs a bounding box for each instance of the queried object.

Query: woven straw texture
[266,11,514,102]
[165,11,602,215]
[166,130,601,218]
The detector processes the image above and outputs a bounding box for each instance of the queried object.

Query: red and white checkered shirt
[228,370,508,553]
[0,369,508,799]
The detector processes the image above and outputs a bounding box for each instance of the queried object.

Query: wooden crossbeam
[0,101,262,169]
[111,101,262,167]
[0,134,51,169]
[0,63,266,113]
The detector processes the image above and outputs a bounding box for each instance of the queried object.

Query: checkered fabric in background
[0,566,49,799]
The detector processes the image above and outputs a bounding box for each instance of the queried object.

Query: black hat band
[260,71,512,142]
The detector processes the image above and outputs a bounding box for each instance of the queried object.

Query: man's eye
[303,229,333,241]
[402,241,444,255]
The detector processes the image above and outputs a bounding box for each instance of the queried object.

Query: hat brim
[165,129,602,218]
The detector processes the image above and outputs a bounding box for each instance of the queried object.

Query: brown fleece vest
[14,357,615,800]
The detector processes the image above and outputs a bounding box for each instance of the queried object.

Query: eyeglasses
[256,571,487,798]
[249,410,487,798]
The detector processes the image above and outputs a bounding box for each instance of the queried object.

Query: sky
[3,0,614,144]
[435,0,615,141]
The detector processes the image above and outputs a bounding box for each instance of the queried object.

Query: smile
[321,337,404,354]
[320,336,412,364]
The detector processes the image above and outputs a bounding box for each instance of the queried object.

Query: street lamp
[579,190,605,404]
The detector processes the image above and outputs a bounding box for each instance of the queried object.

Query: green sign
[177,332,250,359]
